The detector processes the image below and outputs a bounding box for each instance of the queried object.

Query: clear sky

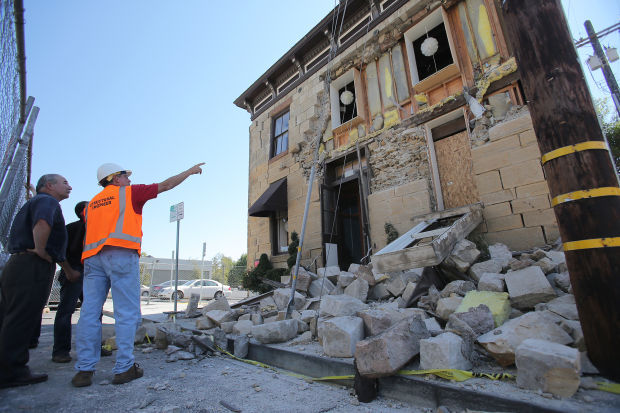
[23,1,619,262]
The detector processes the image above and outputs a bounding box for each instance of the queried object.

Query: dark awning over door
[248,178,287,217]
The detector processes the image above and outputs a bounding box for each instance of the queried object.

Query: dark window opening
[412,23,453,81]
[339,82,357,124]
[271,209,289,255]
[271,110,289,158]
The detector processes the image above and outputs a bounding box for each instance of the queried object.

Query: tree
[210,253,234,283]
[594,97,620,174]
[242,253,284,293]
[227,254,247,287]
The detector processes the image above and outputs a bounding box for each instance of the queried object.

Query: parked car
[158,279,231,300]
[140,285,150,297]
[150,279,189,297]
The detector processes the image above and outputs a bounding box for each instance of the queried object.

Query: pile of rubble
[131,240,598,400]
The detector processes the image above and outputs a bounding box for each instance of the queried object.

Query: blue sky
[23,1,618,262]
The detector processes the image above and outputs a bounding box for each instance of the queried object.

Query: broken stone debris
[504,266,556,310]
[318,316,364,357]
[420,332,472,370]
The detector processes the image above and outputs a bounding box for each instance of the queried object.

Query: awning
[248,178,287,217]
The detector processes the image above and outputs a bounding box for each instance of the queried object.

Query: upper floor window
[339,82,357,124]
[271,110,289,158]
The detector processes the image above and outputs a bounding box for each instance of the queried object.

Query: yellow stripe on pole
[563,237,620,251]
[541,140,608,164]
[551,187,620,206]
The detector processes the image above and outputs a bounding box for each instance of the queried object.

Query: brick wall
[472,113,559,250]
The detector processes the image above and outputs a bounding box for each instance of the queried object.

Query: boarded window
[378,54,395,109]
[458,0,498,62]
[392,45,410,103]
[365,63,382,118]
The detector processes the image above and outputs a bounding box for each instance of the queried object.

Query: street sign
[170,202,184,222]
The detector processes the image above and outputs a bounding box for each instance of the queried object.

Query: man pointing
[72,162,204,387]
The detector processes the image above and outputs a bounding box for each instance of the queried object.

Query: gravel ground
[0,323,426,413]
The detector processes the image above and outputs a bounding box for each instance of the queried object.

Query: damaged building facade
[235,0,558,271]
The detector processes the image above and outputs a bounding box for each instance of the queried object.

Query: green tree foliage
[595,97,620,174]
[286,232,299,273]
[384,222,399,244]
[227,254,247,287]
[210,253,234,283]
[242,253,284,293]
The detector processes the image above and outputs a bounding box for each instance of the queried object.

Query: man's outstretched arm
[157,163,205,194]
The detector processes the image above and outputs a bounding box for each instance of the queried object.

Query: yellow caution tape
[552,187,620,206]
[145,333,151,344]
[398,369,514,382]
[563,237,620,251]
[541,140,608,164]
[597,381,620,394]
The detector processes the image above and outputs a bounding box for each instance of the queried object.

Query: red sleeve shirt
[131,184,158,214]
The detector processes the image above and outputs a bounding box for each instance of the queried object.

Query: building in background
[139,256,212,285]
[236,0,557,270]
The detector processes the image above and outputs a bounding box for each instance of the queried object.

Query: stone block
[534,257,557,274]
[344,278,369,302]
[369,282,391,301]
[500,159,545,189]
[201,296,231,315]
[519,128,537,146]
[420,332,472,370]
[553,272,571,293]
[354,265,376,286]
[486,214,524,232]
[320,294,368,317]
[318,316,364,357]
[505,266,556,310]
[468,260,503,282]
[473,133,521,159]
[511,194,550,214]
[515,181,550,198]
[195,317,216,330]
[560,319,585,351]
[541,294,579,321]
[515,338,580,398]
[355,317,430,378]
[272,288,306,311]
[423,317,443,336]
[477,311,573,366]
[488,115,533,141]
[385,270,420,297]
[205,310,236,326]
[258,296,278,315]
[357,308,406,337]
[473,145,540,174]
[482,202,512,219]
[480,189,515,205]
[440,280,476,298]
[318,266,341,283]
[443,239,481,273]
[436,296,463,321]
[232,320,254,336]
[308,277,335,298]
[251,312,263,325]
[337,271,355,288]
[456,291,511,327]
[220,321,235,334]
[522,208,556,227]
[478,273,505,292]
[450,304,495,336]
[484,227,546,251]
[488,243,513,268]
[475,170,503,195]
[294,271,312,293]
[234,336,249,359]
[251,319,298,344]
[401,282,418,305]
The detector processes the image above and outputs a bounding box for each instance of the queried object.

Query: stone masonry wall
[472,113,558,250]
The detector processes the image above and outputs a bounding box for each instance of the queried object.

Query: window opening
[271,110,289,158]
[339,82,357,124]
[272,209,289,255]
[412,23,453,81]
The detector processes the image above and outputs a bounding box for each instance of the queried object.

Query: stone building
[235,0,558,271]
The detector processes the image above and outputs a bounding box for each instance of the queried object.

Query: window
[456,0,498,63]
[338,82,357,124]
[271,110,289,158]
[272,209,288,255]
[330,69,364,129]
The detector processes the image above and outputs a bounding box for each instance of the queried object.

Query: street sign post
[170,202,184,317]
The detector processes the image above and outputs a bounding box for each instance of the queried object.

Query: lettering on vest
[90,196,116,210]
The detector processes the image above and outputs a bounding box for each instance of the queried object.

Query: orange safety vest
[82,185,142,260]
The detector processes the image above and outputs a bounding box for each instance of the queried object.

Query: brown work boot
[111,363,143,385]
[71,370,94,387]
[52,353,72,363]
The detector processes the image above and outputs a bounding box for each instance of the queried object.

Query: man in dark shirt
[0,174,79,388]
[51,201,88,363]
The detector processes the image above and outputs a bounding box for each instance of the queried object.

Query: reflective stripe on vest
[82,186,142,259]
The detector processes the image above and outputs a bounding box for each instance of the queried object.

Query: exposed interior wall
[471,112,559,250]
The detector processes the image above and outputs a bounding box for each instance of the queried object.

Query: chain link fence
[0,0,30,267]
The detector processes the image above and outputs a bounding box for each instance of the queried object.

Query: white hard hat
[97,163,132,185]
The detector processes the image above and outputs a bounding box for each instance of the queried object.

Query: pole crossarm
[574,22,620,48]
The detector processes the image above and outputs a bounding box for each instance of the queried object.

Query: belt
[12,251,36,256]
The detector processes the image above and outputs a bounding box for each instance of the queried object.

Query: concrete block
[477,311,573,366]
[468,259,503,282]
[420,332,472,370]
[251,319,298,344]
[319,294,368,317]
[456,291,511,327]
[511,194,550,214]
[436,296,463,321]
[443,239,481,273]
[505,266,556,310]
[355,317,430,378]
[318,316,364,357]
[344,278,369,302]
[478,273,506,292]
[516,338,580,398]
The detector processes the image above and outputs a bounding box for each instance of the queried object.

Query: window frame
[270,108,290,159]
[271,209,289,256]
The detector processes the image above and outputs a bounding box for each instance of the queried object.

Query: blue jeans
[53,267,83,356]
[75,247,140,374]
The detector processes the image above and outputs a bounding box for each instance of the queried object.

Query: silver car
[158,279,231,300]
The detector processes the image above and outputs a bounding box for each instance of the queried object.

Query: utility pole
[502,0,620,381]
[584,20,620,117]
